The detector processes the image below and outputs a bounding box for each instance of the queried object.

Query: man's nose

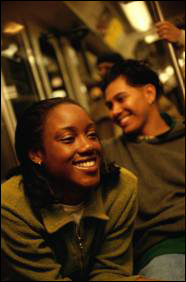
[112,103,123,119]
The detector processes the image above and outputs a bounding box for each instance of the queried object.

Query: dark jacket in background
[103,117,185,265]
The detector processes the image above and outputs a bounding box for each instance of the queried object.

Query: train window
[1,34,39,120]
[39,35,67,98]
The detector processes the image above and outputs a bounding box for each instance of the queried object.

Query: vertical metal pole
[151,1,185,114]
[1,71,18,164]
[27,26,53,99]
[59,37,90,112]
[48,37,76,101]
[20,29,47,101]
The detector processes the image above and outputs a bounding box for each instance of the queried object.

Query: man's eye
[106,102,113,110]
[117,96,124,103]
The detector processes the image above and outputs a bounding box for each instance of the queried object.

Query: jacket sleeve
[89,169,139,281]
[1,204,71,281]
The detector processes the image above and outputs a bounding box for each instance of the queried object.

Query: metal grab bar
[150,1,185,115]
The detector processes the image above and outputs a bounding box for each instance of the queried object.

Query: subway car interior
[1,1,185,281]
[1,1,185,180]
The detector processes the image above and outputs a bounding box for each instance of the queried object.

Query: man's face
[105,76,154,135]
[97,62,114,79]
[37,104,102,189]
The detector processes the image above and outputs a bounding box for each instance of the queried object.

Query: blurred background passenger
[89,52,124,140]
[96,52,124,79]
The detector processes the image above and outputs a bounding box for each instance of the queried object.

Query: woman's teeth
[75,161,96,168]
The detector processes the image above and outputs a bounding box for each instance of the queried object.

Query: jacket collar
[41,187,109,234]
[121,113,185,144]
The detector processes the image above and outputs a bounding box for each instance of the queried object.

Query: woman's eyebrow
[86,123,96,130]
[54,127,76,138]
[54,123,96,137]
[58,126,76,132]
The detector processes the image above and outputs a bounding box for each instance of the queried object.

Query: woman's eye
[87,132,98,139]
[60,137,75,143]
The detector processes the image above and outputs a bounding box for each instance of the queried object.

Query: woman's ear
[28,150,44,165]
[144,84,157,104]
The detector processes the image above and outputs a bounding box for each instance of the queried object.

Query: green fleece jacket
[103,118,185,262]
[1,168,139,281]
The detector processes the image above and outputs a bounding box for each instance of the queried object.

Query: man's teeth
[121,115,130,121]
[75,161,96,168]
[120,115,131,124]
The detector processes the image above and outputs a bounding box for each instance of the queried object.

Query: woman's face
[37,104,102,190]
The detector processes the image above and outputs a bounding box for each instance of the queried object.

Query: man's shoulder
[103,135,122,147]
[102,135,125,154]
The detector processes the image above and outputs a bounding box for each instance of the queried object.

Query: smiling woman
[28,101,103,205]
[1,97,140,281]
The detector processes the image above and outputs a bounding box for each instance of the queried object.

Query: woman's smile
[39,103,102,189]
[72,156,99,172]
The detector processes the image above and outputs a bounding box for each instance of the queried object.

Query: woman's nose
[77,136,95,154]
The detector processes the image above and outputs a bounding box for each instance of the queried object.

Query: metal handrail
[150,1,185,115]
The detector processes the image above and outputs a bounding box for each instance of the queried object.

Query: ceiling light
[120,1,152,32]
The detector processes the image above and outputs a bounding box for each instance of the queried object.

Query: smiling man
[102,60,185,281]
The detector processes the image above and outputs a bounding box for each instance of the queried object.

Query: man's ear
[28,150,44,165]
[144,84,157,104]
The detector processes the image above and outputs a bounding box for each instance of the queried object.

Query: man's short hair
[101,59,164,100]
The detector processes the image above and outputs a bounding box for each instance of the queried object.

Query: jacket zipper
[74,223,85,274]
